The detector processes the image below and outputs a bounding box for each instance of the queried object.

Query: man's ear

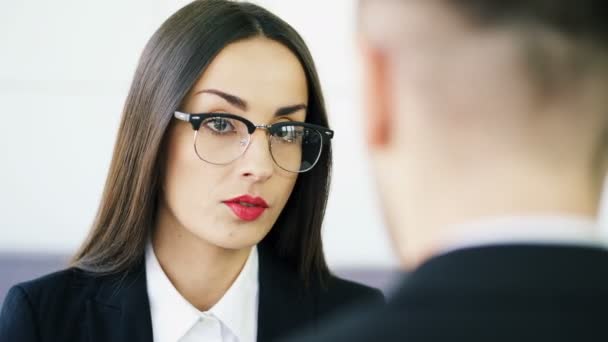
[359,39,393,149]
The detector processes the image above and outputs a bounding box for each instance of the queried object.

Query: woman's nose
[238,130,274,182]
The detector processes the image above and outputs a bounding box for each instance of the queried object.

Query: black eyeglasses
[174,111,334,173]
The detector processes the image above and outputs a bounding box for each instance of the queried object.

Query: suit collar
[84,242,317,342]
[86,260,153,342]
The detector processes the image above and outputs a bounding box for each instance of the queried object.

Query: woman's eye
[204,118,235,134]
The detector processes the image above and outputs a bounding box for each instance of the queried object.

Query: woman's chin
[191,228,267,251]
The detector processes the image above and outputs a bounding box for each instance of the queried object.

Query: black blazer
[290,244,608,341]
[0,244,383,342]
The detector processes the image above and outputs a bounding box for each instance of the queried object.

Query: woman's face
[160,37,308,250]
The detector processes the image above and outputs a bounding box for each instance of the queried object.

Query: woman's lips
[224,203,267,221]
[223,195,269,221]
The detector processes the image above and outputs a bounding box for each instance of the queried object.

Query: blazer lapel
[84,244,316,342]
[257,243,315,341]
[86,263,153,342]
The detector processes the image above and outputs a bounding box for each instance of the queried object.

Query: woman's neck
[152,217,252,311]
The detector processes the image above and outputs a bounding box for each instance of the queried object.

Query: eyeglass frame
[173,111,334,173]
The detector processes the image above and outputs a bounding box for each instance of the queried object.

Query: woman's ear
[359,40,393,150]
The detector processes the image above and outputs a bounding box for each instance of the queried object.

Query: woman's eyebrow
[194,88,306,116]
[195,89,248,110]
[275,104,307,117]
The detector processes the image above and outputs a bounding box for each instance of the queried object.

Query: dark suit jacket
[0,244,383,342]
[290,244,608,341]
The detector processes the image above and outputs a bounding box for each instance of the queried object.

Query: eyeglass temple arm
[322,129,334,144]
[174,111,191,122]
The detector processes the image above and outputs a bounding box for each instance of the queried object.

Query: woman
[0,1,383,341]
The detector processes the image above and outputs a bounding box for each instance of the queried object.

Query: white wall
[0,0,398,268]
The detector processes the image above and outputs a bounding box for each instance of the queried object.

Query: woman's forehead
[190,37,308,109]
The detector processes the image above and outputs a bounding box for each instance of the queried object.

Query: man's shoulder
[288,296,401,342]
[324,274,385,303]
[310,274,385,325]
[290,245,608,341]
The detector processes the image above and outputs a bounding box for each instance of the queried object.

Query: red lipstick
[223,195,269,221]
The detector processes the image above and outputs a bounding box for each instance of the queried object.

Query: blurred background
[2,0,608,304]
[0,0,399,303]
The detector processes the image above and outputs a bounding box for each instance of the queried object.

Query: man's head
[358,0,608,268]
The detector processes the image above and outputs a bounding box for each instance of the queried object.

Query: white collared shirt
[437,215,606,256]
[146,243,259,342]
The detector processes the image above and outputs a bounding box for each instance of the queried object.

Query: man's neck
[396,167,602,270]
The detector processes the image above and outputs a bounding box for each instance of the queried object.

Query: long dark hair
[71,0,331,285]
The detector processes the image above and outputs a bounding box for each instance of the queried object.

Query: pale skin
[359,1,608,269]
[153,37,308,311]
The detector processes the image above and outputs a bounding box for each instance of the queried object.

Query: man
[293,0,608,340]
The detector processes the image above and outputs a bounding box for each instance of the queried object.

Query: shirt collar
[146,242,200,342]
[145,242,259,342]
[437,215,604,256]
[210,245,259,341]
